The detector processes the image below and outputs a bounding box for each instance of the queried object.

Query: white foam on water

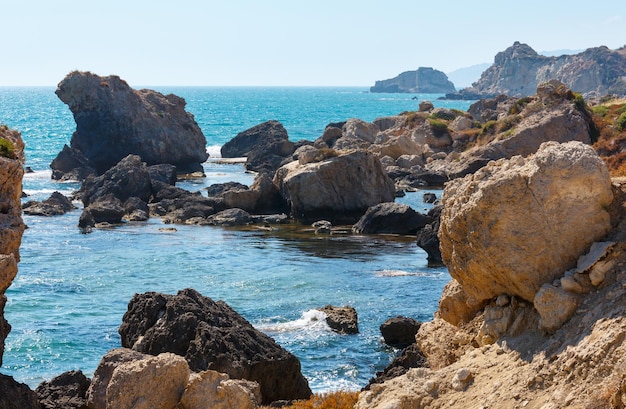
[206,145,222,158]
[255,309,331,333]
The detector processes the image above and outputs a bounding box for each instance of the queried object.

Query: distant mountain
[446,63,491,89]
[370,67,456,94]
[448,42,626,99]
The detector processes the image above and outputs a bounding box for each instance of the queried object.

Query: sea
[0,86,473,392]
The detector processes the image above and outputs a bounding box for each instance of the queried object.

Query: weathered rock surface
[118,288,311,404]
[452,41,626,99]
[179,370,261,409]
[352,202,429,235]
[53,71,207,176]
[0,374,41,409]
[274,150,395,224]
[371,67,456,94]
[35,370,90,409]
[0,126,25,367]
[317,305,359,334]
[440,141,613,304]
[380,316,422,348]
[415,204,443,264]
[49,145,96,181]
[23,191,76,216]
[364,343,427,391]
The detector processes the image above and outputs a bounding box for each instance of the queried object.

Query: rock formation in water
[370,67,456,94]
[450,41,626,99]
[118,288,312,404]
[51,71,208,178]
[274,150,396,224]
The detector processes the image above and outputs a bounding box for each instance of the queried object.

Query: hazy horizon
[2,0,624,87]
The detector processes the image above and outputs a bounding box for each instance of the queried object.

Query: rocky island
[370,67,456,94]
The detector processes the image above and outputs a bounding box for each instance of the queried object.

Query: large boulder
[439,141,613,304]
[274,150,395,224]
[53,71,208,175]
[380,316,422,348]
[179,370,260,409]
[0,374,41,409]
[221,120,290,158]
[352,202,429,235]
[317,305,359,334]
[118,288,312,404]
[77,155,153,207]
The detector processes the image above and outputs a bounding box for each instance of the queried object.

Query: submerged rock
[23,191,76,216]
[352,202,429,235]
[118,288,312,404]
[53,71,207,176]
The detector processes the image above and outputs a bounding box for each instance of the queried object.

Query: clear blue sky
[2,0,625,87]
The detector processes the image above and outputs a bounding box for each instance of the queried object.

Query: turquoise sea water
[0,87,471,391]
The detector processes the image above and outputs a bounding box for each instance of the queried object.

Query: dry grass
[592,101,626,176]
[261,391,360,409]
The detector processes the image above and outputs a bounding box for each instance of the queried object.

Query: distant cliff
[370,67,456,93]
[450,41,626,99]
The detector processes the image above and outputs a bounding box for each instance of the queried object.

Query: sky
[2,0,625,87]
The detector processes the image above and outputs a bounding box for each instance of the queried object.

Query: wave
[375,269,444,278]
[206,145,222,158]
[23,170,52,180]
[255,309,330,333]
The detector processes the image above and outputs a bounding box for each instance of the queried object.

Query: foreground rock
[356,159,626,409]
[0,374,41,409]
[118,288,311,404]
[275,150,395,224]
[35,370,90,409]
[440,141,613,304]
[52,71,208,177]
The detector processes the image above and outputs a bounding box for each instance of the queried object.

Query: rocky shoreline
[2,72,626,407]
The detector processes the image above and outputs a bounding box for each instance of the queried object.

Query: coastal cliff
[451,41,626,99]
[370,67,456,94]
[0,125,25,366]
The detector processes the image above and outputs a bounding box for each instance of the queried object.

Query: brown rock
[317,305,359,334]
[439,141,613,304]
[179,370,261,409]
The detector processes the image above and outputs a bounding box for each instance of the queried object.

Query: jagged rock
[373,134,422,160]
[352,202,429,235]
[221,120,290,158]
[274,150,395,224]
[418,100,434,112]
[53,71,208,174]
[80,194,125,226]
[380,316,422,348]
[467,94,516,123]
[147,163,177,186]
[77,155,152,207]
[49,145,96,181]
[371,67,456,94]
[440,141,613,304]
[0,374,41,409]
[317,305,359,334]
[179,370,261,409]
[35,370,90,409]
[118,288,312,404]
[220,173,287,215]
[455,42,626,99]
[23,191,76,216]
[364,343,427,390]
[0,126,26,365]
